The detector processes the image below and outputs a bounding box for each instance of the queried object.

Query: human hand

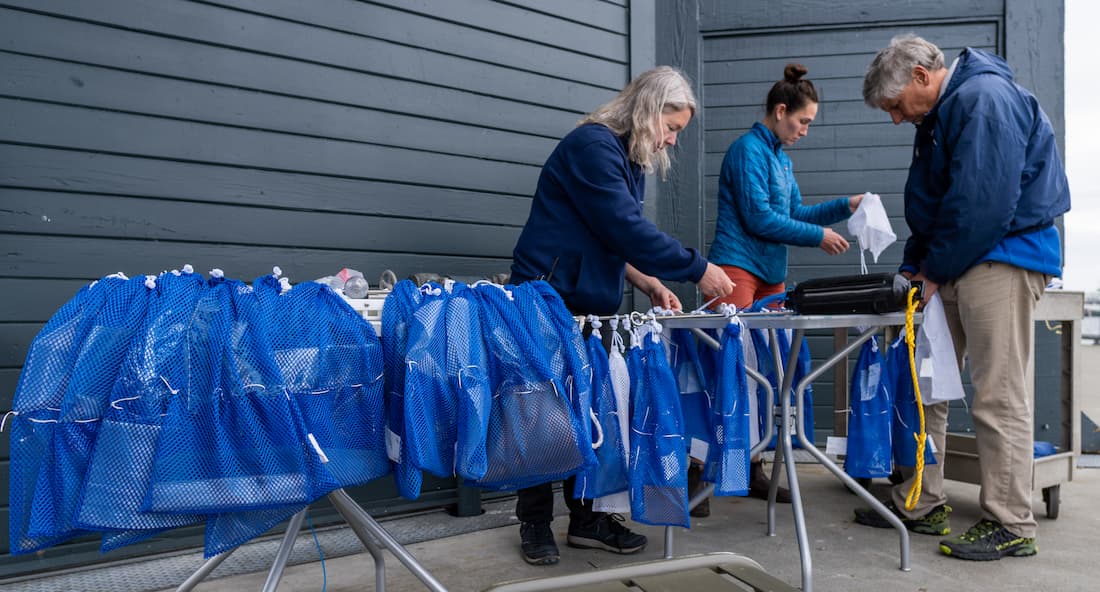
[819,228,850,255]
[647,283,683,312]
[910,272,939,308]
[848,193,865,213]
[697,263,734,299]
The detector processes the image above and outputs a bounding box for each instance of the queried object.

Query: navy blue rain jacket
[903,48,1070,284]
[510,123,708,314]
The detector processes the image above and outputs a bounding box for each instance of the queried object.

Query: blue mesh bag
[886,333,937,468]
[381,280,424,499]
[145,276,310,513]
[749,328,815,449]
[28,274,151,542]
[77,270,206,547]
[402,283,459,483]
[844,336,894,478]
[271,280,388,494]
[668,328,713,451]
[703,321,751,496]
[446,282,491,482]
[574,319,628,499]
[628,326,689,527]
[8,274,126,554]
[470,283,588,491]
[518,281,595,460]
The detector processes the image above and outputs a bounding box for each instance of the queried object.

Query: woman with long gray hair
[509,66,733,565]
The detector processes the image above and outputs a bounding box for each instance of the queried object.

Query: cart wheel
[1042,485,1060,519]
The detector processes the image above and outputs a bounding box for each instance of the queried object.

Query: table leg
[791,327,912,574]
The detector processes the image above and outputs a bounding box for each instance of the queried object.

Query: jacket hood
[941,47,1014,101]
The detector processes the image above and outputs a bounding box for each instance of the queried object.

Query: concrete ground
[150,461,1098,592]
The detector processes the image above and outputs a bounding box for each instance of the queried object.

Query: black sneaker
[853,501,951,535]
[939,519,1037,561]
[566,513,647,554]
[519,522,559,565]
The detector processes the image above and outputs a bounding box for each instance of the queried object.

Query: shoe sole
[853,511,950,535]
[521,553,560,566]
[939,544,1037,561]
[565,535,646,554]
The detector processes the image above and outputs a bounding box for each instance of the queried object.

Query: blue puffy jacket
[902,48,1070,283]
[511,124,708,314]
[708,123,851,285]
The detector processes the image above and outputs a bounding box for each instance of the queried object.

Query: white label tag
[826,436,848,456]
[307,433,330,464]
[927,434,937,454]
[689,438,709,462]
[385,427,402,462]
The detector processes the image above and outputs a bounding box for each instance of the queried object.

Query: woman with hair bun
[695,64,864,513]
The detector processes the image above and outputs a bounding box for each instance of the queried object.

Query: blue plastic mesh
[381,280,424,500]
[886,334,936,468]
[748,328,815,449]
[706,322,751,496]
[272,280,389,493]
[77,271,206,541]
[628,332,688,527]
[28,275,151,542]
[574,328,628,499]
[145,278,309,514]
[402,284,459,481]
[446,283,491,482]
[8,275,125,555]
[470,283,587,491]
[520,282,595,466]
[844,336,894,478]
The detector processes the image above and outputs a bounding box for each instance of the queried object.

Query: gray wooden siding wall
[660,0,1066,440]
[0,0,636,572]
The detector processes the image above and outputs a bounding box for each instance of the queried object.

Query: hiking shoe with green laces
[939,519,1037,561]
[853,501,952,535]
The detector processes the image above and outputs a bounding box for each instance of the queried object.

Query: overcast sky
[1062,0,1097,292]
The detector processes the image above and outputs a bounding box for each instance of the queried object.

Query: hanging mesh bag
[27,274,151,542]
[703,320,751,496]
[77,270,207,549]
[844,335,894,478]
[381,280,424,500]
[446,282,492,481]
[886,333,936,468]
[628,324,689,527]
[401,282,460,485]
[7,274,125,554]
[272,279,389,493]
[469,282,588,491]
[145,276,310,514]
[593,317,633,514]
[574,318,628,499]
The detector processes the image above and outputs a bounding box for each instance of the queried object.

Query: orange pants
[713,265,785,310]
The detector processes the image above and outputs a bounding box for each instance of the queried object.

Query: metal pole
[260,509,308,592]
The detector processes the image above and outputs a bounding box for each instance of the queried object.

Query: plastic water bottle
[344,275,369,299]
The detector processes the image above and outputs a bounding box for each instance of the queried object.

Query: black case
[786,273,921,315]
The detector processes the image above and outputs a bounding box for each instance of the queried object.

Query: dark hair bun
[784,63,809,83]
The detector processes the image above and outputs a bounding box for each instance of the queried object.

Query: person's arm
[625,264,682,311]
[726,144,825,248]
[560,135,707,283]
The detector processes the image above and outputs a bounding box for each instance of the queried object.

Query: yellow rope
[903,286,925,511]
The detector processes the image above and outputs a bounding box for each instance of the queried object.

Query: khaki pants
[891,262,1047,538]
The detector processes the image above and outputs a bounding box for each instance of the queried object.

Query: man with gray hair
[852,34,1070,561]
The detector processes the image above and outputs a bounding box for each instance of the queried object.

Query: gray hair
[580,66,697,179]
[863,34,945,107]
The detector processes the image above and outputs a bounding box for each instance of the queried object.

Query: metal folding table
[659,312,918,592]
